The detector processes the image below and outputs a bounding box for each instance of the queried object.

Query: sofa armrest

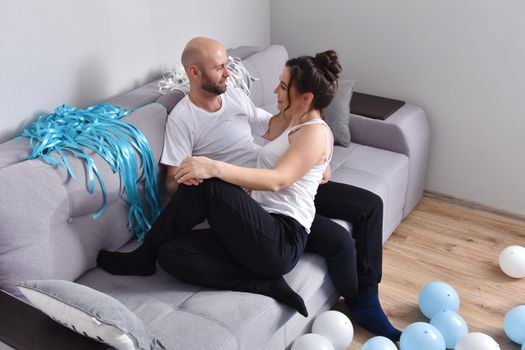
[350,103,430,217]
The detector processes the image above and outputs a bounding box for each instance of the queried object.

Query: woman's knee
[157,243,188,278]
[203,177,232,190]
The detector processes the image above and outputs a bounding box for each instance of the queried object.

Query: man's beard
[201,72,227,95]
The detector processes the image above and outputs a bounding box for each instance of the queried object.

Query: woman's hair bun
[315,50,342,82]
[284,50,342,110]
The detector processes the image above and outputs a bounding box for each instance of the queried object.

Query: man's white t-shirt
[161,87,271,168]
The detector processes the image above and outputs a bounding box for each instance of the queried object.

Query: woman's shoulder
[290,119,330,135]
[289,120,333,149]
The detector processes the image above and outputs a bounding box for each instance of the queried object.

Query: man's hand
[175,156,219,184]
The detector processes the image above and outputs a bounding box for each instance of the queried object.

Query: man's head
[181,37,229,95]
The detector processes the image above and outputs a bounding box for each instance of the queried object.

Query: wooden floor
[338,196,525,350]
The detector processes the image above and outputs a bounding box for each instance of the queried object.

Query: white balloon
[455,332,500,350]
[312,310,354,350]
[499,246,525,278]
[291,333,335,350]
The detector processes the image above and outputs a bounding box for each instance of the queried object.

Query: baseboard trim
[423,190,525,223]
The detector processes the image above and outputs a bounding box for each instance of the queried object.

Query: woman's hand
[320,163,332,184]
[175,156,219,184]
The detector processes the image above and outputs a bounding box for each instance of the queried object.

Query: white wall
[0,0,270,142]
[271,0,525,215]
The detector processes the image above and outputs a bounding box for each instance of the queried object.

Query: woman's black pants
[147,178,308,292]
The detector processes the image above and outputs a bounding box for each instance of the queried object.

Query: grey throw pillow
[324,79,357,147]
[17,280,165,350]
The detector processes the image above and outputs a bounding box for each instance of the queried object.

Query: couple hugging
[97,36,401,341]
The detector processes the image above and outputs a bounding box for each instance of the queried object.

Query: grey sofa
[0,45,429,350]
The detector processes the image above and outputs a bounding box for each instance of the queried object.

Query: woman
[98,50,339,318]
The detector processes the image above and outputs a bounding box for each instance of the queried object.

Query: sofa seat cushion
[330,143,409,240]
[75,241,337,350]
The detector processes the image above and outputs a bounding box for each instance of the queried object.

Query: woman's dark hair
[284,50,342,114]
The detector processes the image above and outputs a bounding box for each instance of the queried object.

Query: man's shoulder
[167,96,193,120]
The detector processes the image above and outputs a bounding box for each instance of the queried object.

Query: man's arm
[165,165,180,195]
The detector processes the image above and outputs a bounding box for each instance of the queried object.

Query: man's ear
[188,65,200,80]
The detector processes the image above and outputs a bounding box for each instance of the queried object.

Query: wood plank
[341,196,525,350]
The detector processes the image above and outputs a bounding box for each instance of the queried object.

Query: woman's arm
[175,124,330,191]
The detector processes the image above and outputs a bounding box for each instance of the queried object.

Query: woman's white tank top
[251,119,333,232]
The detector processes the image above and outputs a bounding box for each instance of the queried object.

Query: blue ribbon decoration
[18,103,160,241]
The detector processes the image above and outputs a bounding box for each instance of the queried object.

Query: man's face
[199,49,229,95]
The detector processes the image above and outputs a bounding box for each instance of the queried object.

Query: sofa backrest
[0,103,168,298]
[231,45,288,112]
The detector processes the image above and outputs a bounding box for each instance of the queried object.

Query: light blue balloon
[361,336,397,350]
[504,305,525,344]
[400,322,446,350]
[430,309,468,349]
[522,342,525,350]
[419,281,460,319]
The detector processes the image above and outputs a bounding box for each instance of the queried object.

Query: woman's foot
[268,277,308,317]
[347,292,401,341]
[235,276,308,317]
[96,242,157,276]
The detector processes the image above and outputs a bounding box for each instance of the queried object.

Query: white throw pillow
[17,280,165,350]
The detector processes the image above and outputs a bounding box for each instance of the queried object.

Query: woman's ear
[303,92,314,108]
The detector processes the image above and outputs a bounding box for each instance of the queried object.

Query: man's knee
[332,227,357,259]
[370,192,383,210]
[362,190,383,218]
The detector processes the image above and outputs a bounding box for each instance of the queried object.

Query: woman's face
[274,67,303,115]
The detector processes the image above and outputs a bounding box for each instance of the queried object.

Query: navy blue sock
[346,292,401,342]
